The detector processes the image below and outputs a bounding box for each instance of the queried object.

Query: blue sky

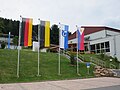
[0,0,120,33]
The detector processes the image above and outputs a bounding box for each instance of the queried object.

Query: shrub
[70,53,76,65]
[1,42,6,49]
[114,57,119,63]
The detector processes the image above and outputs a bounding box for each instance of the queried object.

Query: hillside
[0,49,94,83]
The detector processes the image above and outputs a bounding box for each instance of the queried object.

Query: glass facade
[90,41,110,53]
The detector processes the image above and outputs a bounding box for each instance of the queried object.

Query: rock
[94,66,114,77]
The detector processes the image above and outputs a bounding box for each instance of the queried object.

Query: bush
[1,42,6,49]
[70,53,76,65]
[114,57,119,63]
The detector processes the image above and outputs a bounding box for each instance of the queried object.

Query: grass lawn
[0,49,95,83]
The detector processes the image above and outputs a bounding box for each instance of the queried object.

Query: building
[0,34,15,49]
[68,26,120,61]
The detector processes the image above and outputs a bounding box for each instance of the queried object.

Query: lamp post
[109,59,112,68]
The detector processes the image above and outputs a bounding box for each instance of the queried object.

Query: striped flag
[77,28,84,50]
[40,21,50,47]
[60,24,69,50]
[20,18,33,46]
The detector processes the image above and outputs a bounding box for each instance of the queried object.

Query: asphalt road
[88,85,120,90]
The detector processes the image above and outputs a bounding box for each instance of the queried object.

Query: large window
[90,41,110,53]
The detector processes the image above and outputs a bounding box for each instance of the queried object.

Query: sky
[0,0,120,33]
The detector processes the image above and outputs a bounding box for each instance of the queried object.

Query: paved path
[0,77,120,90]
[112,69,120,77]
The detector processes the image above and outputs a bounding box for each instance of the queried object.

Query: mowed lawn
[0,49,95,83]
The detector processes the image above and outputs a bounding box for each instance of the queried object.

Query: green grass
[80,53,120,69]
[0,49,95,83]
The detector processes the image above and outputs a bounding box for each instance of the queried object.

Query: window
[90,41,110,53]
[96,43,100,49]
[105,41,109,48]
[101,43,104,49]
[90,45,95,50]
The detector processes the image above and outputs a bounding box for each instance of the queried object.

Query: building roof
[81,26,120,35]
[69,26,120,40]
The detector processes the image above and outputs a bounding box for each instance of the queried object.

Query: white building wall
[68,38,77,44]
[106,30,120,36]
[0,37,13,43]
[85,30,106,40]
[68,30,120,61]
[90,36,113,56]
[115,34,120,61]
[89,35,120,61]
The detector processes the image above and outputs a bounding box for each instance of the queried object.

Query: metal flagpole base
[77,73,81,76]
[58,74,61,76]
[37,74,41,77]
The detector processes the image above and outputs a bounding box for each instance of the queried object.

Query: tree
[50,24,59,45]
[0,17,19,36]
[0,18,4,34]
[1,41,6,49]
[12,36,18,45]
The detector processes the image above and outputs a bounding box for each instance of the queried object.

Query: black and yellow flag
[20,18,33,46]
[40,21,50,47]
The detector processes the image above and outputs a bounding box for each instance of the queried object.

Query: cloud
[103,16,120,29]
[0,0,120,32]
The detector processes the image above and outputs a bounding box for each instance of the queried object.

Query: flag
[8,32,10,49]
[60,24,69,50]
[77,28,84,50]
[20,18,33,46]
[40,20,50,47]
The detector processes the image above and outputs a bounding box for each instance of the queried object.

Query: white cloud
[0,0,120,32]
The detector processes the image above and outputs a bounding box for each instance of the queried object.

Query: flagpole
[37,19,41,76]
[58,22,61,75]
[8,32,10,49]
[17,15,22,77]
[76,25,80,75]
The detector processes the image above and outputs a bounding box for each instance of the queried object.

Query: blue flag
[60,24,69,50]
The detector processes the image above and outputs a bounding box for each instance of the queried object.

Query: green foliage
[114,57,120,63]
[70,53,76,65]
[99,49,105,60]
[0,17,19,36]
[12,36,18,45]
[1,42,6,49]
[81,53,120,69]
[0,19,4,34]
[50,24,59,45]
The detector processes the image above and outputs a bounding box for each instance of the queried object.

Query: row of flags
[17,16,84,77]
[19,17,84,50]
